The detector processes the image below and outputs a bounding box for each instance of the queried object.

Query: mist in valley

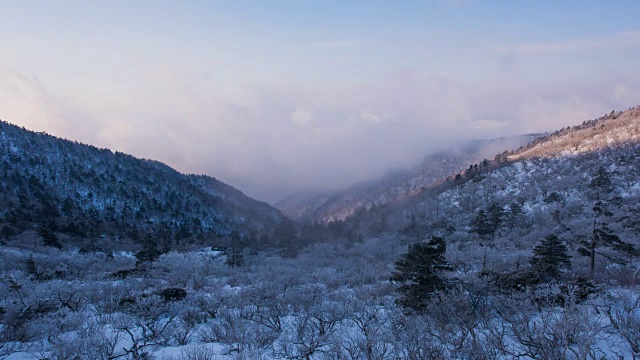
[2,2,640,359]
[1,2,640,202]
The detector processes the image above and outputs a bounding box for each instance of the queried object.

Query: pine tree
[39,226,62,249]
[225,231,246,267]
[391,236,453,312]
[24,256,39,279]
[589,166,612,200]
[579,167,637,276]
[530,234,571,280]
[471,210,494,238]
[487,203,504,233]
[506,201,526,231]
[135,233,161,266]
[578,201,637,276]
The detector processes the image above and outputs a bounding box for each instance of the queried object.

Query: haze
[1,1,639,203]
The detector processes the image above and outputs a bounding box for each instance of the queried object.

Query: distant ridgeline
[275,134,541,224]
[297,107,640,258]
[505,108,640,161]
[423,107,640,192]
[0,120,293,251]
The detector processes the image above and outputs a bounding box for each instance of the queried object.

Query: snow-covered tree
[530,234,571,280]
[391,236,453,311]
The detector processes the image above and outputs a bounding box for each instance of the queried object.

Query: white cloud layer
[0,63,638,203]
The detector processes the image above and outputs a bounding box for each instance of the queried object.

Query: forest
[1,109,640,359]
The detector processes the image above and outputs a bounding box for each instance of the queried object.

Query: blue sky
[1,1,639,201]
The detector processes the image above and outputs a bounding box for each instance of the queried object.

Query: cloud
[290,108,313,126]
[611,84,640,106]
[359,110,382,124]
[0,66,482,202]
[0,64,95,142]
[498,51,517,68]
[516,95,609,133]
[470,119,507,131]
[494,31,640,55]
[310,41,354,48]
[1,63,636,203]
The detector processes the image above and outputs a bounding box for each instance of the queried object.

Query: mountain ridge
[276,134,541,223]
[507,108,640,161]
[0,119,291,251]
[299,106,640,266]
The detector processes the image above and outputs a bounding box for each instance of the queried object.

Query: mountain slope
[304,106,640,277]
[0,120,290,249]
[508,108,640,161]
[276,135,539,223]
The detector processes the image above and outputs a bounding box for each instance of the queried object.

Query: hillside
[3,108,640,359]
[304,106,640,275]
[508,108,640,160]
[276,135,539,223]
[0,120,291,251]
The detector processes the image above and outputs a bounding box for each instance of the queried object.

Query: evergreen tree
[24,256,39,279]
[38,226,62,249]
[580,167,637,276]
[578,201,637,276]
[135,233,161,266]
[589,166,612,200]
[273,221,298,248]
[506,201,526,231]
[487,203,505,233]
[368,208,389,236]
[225,231,246,267]
[470,210,494,238]
[391,236,453,312]
[530,234,571,280]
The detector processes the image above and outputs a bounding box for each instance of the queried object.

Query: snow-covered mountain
[3,108,640,359]
[276,135,540,223]
[508,108,640,161]
[0,120,291,250]
[304,107,640,260]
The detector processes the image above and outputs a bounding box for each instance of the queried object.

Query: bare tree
[603,289,640,358]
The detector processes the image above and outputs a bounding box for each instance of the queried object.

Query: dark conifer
[530,234,571,279]
[487,203,505,233]
[391,236,453,311]
[471,210,494,238]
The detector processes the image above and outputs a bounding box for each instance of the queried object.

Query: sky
[1,1,640,203]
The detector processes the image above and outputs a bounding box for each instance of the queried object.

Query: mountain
[0,120,291,251]
[302,107,640,273]
[507,108,640,160]
[276,134,540,223]
[2,108,640,358]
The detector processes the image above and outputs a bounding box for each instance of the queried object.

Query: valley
[1,107,640,359]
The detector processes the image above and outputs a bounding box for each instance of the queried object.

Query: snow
[153,343,227,359]
[4,352,34,360]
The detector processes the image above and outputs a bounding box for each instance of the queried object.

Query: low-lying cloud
[0,64,638,203]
